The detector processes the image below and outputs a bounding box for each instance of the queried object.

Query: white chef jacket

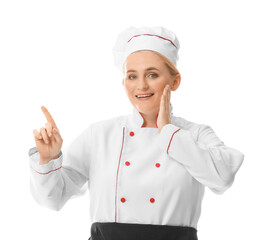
[28,104,244,230]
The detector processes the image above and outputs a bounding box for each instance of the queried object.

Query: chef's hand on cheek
[157,84,171,134]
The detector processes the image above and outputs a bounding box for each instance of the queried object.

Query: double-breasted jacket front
[29,104,244,230]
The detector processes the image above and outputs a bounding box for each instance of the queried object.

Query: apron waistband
[89,222,198,240]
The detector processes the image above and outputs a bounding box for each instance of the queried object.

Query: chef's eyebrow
[127,67,160,73]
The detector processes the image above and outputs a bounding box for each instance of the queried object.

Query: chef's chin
[134,103,159,114]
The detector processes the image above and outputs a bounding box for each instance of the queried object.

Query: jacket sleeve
[158,123,244,194]
[28,125,92,211]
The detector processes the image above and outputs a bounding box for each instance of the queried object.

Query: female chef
[28,26,245,240]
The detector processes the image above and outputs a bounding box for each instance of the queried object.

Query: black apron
[88,222,198,240]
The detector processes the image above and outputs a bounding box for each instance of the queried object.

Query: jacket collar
[131,103,174,128]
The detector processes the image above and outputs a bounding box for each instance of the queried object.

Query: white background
[0,0,267,239]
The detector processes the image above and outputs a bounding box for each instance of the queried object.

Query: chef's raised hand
[157,84,171,134]
[32,106,63,165]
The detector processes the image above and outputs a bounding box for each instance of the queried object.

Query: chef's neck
[139,111,158,128]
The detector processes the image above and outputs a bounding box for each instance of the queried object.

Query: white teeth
[136,94,154,98]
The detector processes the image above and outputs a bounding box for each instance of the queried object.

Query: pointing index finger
[41,106,58,129]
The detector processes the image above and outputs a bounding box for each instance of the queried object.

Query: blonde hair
[123,50,179,76]
[152,51,179,76]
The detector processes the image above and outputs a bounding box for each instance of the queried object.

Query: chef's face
[122,50,181,114]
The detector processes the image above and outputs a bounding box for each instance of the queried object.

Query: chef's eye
[149,73,158,78]
[128,75,136,80]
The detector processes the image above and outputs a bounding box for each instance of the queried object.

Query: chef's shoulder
[86,115,126,133]
[172,116,223,146]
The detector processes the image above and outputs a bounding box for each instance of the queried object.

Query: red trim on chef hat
[112,26,180,72]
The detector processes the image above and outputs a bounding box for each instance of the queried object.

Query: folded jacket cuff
[158,123,182,154]
[28,146,63,175]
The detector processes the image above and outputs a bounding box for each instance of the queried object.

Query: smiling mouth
[135,93,154,98]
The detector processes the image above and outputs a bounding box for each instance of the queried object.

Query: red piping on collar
[127,34,178,49]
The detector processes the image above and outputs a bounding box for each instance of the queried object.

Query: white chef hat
[112,26,180,72]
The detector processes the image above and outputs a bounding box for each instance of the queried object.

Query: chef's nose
[137,77,149,90]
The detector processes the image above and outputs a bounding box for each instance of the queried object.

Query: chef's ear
[122,79,124,86]
[171,72,181,91]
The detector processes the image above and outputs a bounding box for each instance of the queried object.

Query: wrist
[39,157,51,165]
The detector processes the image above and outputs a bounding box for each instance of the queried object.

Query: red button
[129,131,135,136]
[121,198,126,203]
[150,198,155,203]
[155,163,160,168]
[125,161,130,166]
